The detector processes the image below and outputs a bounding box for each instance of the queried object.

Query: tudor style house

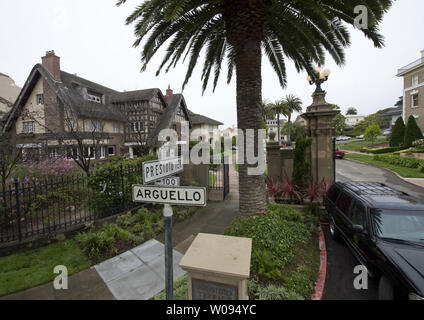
[4,51,191,159]
[397,49,424,134]
[188,110,223,145]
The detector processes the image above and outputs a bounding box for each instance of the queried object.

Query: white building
[345,115,365,127]
[266,119,287,142]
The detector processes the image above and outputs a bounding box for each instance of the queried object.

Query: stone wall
[266,143,294,181]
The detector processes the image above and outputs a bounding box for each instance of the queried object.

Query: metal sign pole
[163,204,173,300]
[160,147,173,300]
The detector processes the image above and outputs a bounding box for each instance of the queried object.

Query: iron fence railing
[0,163,143,244]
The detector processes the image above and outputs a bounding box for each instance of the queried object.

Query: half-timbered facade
[3,51,192,159]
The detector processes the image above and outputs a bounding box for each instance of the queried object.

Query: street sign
[155,176,180,187]
[132,185,206,207]
[142,157,183,184]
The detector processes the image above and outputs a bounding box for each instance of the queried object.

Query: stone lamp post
[301,68,339,185]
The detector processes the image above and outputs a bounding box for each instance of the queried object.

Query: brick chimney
[42,50,61,81]
[166,85,173,99]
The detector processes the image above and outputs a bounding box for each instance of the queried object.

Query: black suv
[325,181,424,300]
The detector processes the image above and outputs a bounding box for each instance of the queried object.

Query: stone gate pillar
[301,90,339,185]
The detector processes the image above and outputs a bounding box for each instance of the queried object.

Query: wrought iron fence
[208,157,230,199]
[0,163,143,244]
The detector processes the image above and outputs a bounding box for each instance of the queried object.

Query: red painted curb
[311,224,327,300]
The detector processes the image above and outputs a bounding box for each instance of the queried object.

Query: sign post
[163,203,173,300]
[134,151,206,300]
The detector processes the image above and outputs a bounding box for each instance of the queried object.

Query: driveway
[323,159,423,300]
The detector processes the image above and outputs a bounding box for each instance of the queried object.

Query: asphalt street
[323,159,423,300]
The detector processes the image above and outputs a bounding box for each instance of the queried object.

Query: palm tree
[281,94,303,143]
[117,0,393,216]
[268,99,286,144]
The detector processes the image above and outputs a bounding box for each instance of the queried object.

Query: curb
[343,157,424,190]
[311,224,327,300]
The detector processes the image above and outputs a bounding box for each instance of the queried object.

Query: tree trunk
[277,113,281,145]
[234,39,267,216]
[287,114,292,143]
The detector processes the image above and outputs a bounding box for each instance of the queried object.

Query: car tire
[378,276,394,300]
[329,217,341,242]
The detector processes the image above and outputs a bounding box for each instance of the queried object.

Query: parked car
[356,134,365,139]
[334,148,345,159]
[336,136,350,141]
[325,181,424,300]
[383,129,392,136]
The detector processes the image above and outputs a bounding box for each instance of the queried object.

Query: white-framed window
[87,93,102,104]
[36,94,44,105]
[108,146,116,156]
[412,74,419,87]
[88,120,101,132]
[100,146,106,159]
[113,122,120,133]
[131,121,144,133]
[22,121,35,133]
[84,146,96,160]
[412,93,419,108]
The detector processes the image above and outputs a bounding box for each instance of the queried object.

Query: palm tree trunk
[277,113,281,145]
[234,39,267,216]
[287,114,291,142]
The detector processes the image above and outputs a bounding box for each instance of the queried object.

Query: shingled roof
[4,64,126,131]
[188,110,223,126]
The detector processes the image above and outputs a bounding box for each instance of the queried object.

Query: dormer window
[87,91,102,104]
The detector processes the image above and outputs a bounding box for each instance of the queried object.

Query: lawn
[209,173,216,187]
[345,153,424,178]
[0,240,89,297]
[338,138,388,151]
[0,204,198,297]
[153,204,320,300]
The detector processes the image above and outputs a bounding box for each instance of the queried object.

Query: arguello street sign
[142,157,183,184]
[132,185,206,207]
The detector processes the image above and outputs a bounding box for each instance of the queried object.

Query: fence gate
[208,157,230,200]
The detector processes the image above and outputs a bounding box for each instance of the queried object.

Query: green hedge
[373,154,424,172]
[88,154,157,215]
[360,147,401,154]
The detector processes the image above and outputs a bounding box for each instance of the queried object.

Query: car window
[351,202,367,228]
[336,192,353,216]
[327,185,340,203]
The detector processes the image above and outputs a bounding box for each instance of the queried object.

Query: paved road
[323,159,423,300]
[336,159,423,199]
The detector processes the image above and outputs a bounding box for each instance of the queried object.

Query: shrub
[255,283,303,300]
[390,117,405,147]
[404,115,424,148]
[225,205,310,281]
[88,154,157,215]
[361,147,400,154]
[373,154,424,169]
[292,136,312,188]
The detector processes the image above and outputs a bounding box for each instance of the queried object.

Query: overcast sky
[1,0,423,129]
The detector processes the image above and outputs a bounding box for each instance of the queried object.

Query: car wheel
[378,276,394,300]
[329,217,341,242]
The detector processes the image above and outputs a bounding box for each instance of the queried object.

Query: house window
[84,146,96,160]
[22,121,35,133]
[152,102,161,109]
[88,120,101,132]
[36,94,44,105]
[100,146,106,159]
[132,121,144,133]
[108,146,116,156]
[113,123,120,133]
[87,92,102,104]
[412,94,419,108]
[412,75,419,87]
